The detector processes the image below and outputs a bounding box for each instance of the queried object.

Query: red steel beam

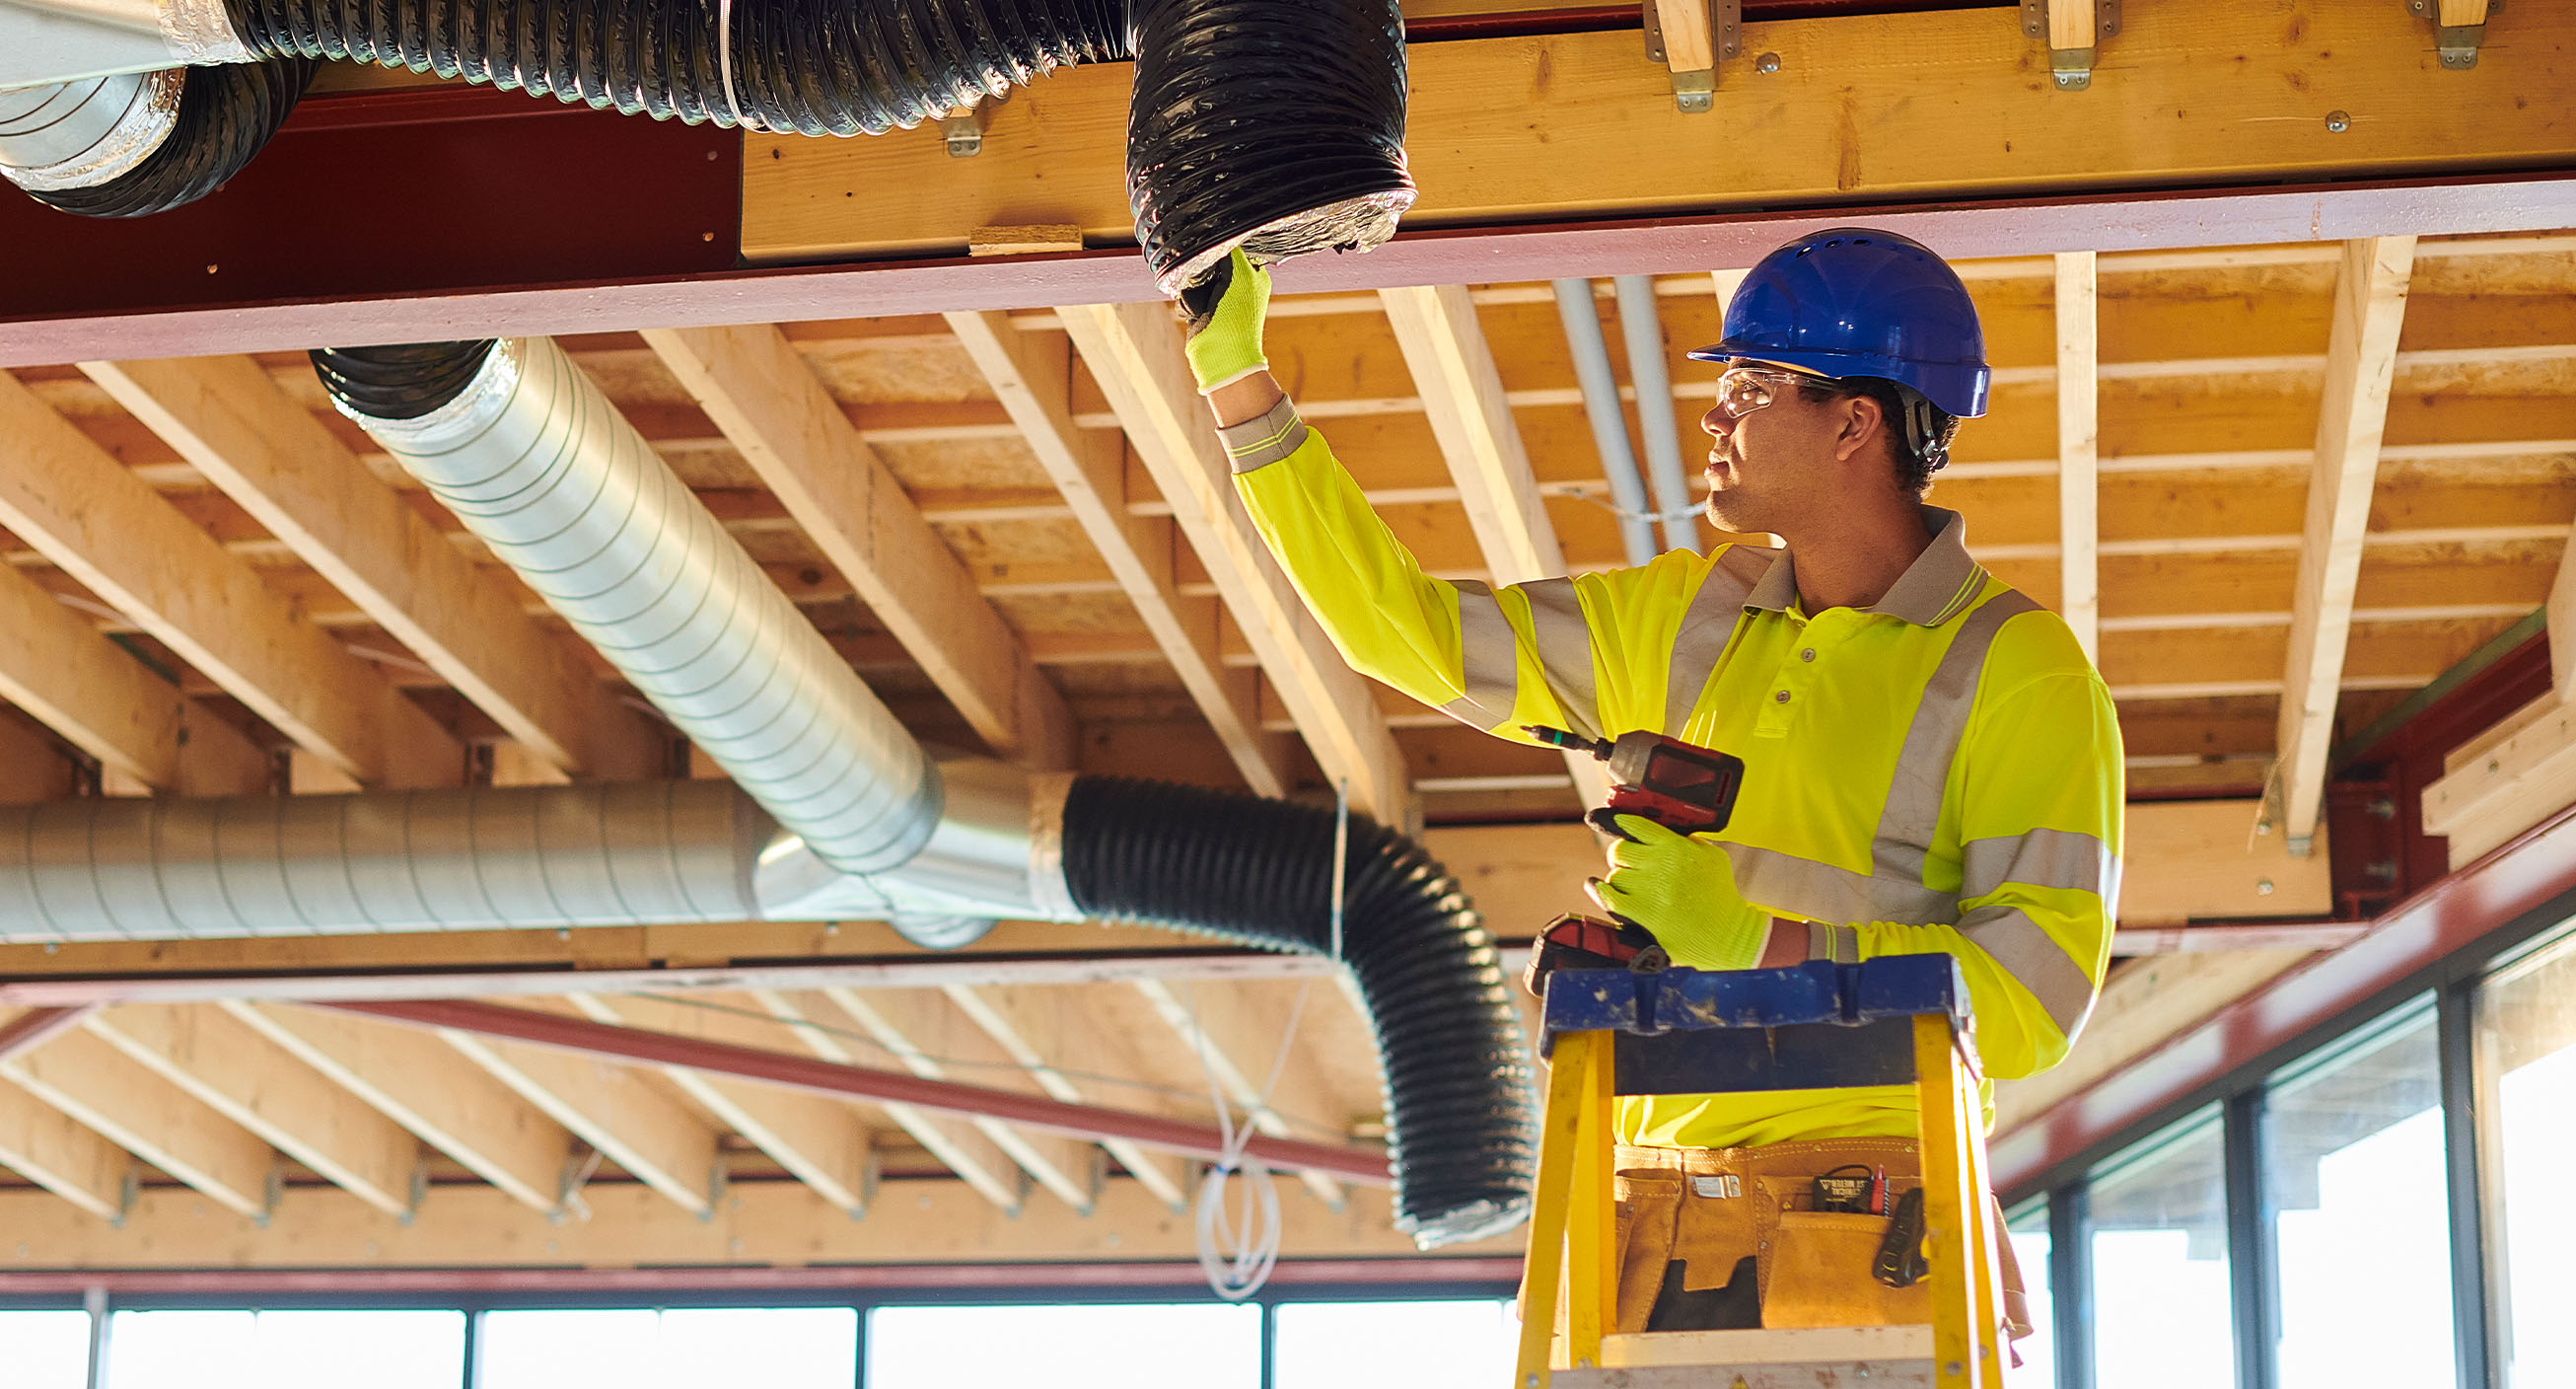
[4,170,2571,370]
[0,1003,97,1061]
[0,1256,1522,1295]
[1994,795,2576,1199]
[321,997,1395,1187]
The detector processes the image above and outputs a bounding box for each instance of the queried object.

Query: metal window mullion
[2437,980,2494,1389]
[461,1306,482,1389]
[2051,1183,2095,1389]
[1258,1298,1278,1389]
[2224,1088,2278,1389]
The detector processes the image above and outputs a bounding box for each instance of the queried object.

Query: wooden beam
[1130,979,1351,1208]
[437,1022,719,1216]
[945,310,1289,796]
[1992,947,2315,1136]
[82,357,663,782]
[941,983,1190,1209]
[0,707,76,805]
[1057,301,1412,823]
[2423,699,2576,866]
[2044,0,2097,50]
[0,549,269,795]
[83,1003,421,1217]
[2549,509,2576,697]
[741,7,2576,264]
[748,988,1030,1213]
[2054,251,2100,662]
[642,325,1074,769]
[2116,800,2332,924]
[0,1069,127,1220]
[0,1029,272,1217]
[816,987,1099,1214]
[2270,237,2417,850]
[227,1002,570,1215]
[574,992,876,1215]
[0,373,460,789]
[0,1176,1513,1270]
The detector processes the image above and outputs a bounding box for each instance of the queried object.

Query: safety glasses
[1711,364,1824,418]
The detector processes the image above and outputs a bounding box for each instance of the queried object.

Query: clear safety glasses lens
[1713,368,1801,416]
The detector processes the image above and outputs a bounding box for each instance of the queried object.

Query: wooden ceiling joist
[0,373,461,789]
[644,325,1075,769]
[750,987,1032,1213]
[0,1074,128,1220]
[945,310,1289,797]
[81,356,665,783]
[436,1026,721,1217]
[0,556,269,795]
[84,1003,422,1218]
[1056,301,1413,824]
[227,1001,572,1215]
[2270,237,2418,851]
[942,982,1191,1210]
[1129,979,1351,1208]
[0,1028,274,1218]
[2054,251,2101,661]
[574,992,877,1217]
[816,986,1100,1215]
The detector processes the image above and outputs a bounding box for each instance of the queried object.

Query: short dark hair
[1794,375,1959,499]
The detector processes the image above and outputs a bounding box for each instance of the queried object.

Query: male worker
[1181,228,2121,1338]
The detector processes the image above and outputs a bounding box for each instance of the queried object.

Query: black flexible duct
[311,340,499,420]
[28,57,315,219]
[1059,775,1537,1247]
[218,0,1410,288]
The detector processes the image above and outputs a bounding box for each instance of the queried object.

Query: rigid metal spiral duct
[210,0,1410,288]
[0,57,314,217]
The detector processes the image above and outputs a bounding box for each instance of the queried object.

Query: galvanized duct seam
[320,337,944,889]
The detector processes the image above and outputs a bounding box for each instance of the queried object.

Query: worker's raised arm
[1184,251,1708,744]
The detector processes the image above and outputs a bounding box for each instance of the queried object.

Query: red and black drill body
[1521,727,1748,993]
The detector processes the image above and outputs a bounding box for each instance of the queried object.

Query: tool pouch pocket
[1757,1191,1933,1330]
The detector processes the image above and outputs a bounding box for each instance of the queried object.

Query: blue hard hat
[1688,228,1991,418]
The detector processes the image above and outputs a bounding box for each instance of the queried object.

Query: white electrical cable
[1189,779,1352,1300]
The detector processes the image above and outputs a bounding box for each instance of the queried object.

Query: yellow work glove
[1585,815,1773,971]
[1180,246,1273,395]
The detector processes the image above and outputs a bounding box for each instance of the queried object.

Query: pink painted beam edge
[0,1003,97,1061]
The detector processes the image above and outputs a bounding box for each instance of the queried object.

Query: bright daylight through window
[2478,926,2576,1389]
[2087,1110,2234,1389]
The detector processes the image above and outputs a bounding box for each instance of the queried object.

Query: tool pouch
[1755,1176,1931,1330]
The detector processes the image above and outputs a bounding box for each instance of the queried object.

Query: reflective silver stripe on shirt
[1521,577,1603,739]
[1807,922,1861,965]
[1663,548,1776,732]
[1439,580,1523,729]
[1962,828,2114,902]
[1959,904,2098,1037]
[1215,398,1310,474]
[1871,591,2043,879]
[1731,842,1958,928]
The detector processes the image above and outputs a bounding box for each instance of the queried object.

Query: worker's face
[1699,366,1885,538]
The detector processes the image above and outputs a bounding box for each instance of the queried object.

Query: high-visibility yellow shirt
[1222,402,2124,1147]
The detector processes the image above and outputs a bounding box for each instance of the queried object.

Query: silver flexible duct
[1550,279,1658,566]
[0,68,178,191]
[0,781,764,945]
[347,338,944,885]
[1613,275,1702,555]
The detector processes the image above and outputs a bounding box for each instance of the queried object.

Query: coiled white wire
[1190,779,1349,1300]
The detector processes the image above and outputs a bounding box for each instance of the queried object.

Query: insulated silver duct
[0,68,179,192]
[0,780,765,945]
[340,338,943,885]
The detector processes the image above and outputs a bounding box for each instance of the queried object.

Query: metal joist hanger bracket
[2024,0,2119,91]
[1643,0,1740,113]
[2413,0,2497,70]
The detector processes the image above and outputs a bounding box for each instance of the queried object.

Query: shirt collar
[1743,506,1988,627]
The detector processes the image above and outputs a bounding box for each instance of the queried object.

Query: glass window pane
[2263,1001,2454,1389]
[658,1308,853,1389]
[107,1309,464,1389]
[0,1309,93,1389]
[2479,922,2576,1389]
[2003,1204,2053,1389]
[867,1303,1260,1389]
[2088,1109,2234,1389]
[1272,1299,1514,1389]
[477,1310,665,1389]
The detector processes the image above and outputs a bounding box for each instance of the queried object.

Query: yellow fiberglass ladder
[1512,954,2007,1389]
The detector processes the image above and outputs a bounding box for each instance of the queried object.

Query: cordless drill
[1519,727,1748,994]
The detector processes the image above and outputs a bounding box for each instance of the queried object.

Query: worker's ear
[1830,392,1885,464]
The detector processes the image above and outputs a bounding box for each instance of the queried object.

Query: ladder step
[1549,1325,1940,1386]
[1546,1362,1932,1389]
